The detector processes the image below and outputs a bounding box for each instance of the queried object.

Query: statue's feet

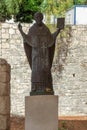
[30,84,54,96]
[45,87,53,93]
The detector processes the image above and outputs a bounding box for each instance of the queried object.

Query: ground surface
[10,116,87,130]
[10,116,25,130]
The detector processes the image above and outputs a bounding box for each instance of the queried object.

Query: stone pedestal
[25,95,58,130]
[0,59,10,130]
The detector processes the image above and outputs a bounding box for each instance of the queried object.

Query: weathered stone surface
[0,115,10,129]
[0,59,7,64]
[0,72,10,83]
[0,59,10,69]
[0,59,10,129]
[0,83,10,96]
[2,43,10,49]
[0,96,10,114]
[2,33,9,39]
[0,64,10,72]
[9,28,15,34]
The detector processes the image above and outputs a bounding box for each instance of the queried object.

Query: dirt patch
[10,116,87,130]
[10,116,25,130]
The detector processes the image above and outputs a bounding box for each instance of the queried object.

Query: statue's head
[34,12,43,26]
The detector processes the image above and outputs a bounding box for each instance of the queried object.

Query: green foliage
[0,0,22,22]
[41,0,73,17]
[0,0,44,23]
[46,24,56,32]
[74,0,87,4]
[5,0,22,15]
[57,0,73,16]
[0,0,7,22]
[16,0,44,23]
[41,0,87,17]
[0,0,87,22]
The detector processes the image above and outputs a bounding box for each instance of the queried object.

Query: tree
[5,0,44,23]
[73,0,87,5]
[41,0,73,17]
[16,0,44,23]
[41,0,87,17]
[0,0,43,23]
[0,0,22,22]
[1,0,87,23]
[5,0,22,15]
[57,0,73,16]
[0,0,7,22]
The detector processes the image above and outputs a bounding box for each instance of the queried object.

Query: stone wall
[53,26,87,116]
[0,59,10,130]
[0,23,87,116]
[0,23,31,116]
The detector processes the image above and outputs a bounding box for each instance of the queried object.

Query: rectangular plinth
[25,95,58,130]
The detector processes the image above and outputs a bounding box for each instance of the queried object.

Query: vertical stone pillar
[0,59,10,130]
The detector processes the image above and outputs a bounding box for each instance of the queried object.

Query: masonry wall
[0,23,87,116]
[53,26,87,116]
[0,59,10,130]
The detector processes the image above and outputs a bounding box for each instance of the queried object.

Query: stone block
[2,43,10,49]
[0,64,10,72]
[0,96,10,114]
[9,28,15,34]
[0,59,7,64]
[1,23,9,28]
[2,34,9,39]
[0,115,10,130]
[2,29,6,33]
[0,83,10,96]
[0,72,10,83]
[25,95,58,130]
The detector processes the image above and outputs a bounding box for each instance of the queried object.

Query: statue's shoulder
[42,23,51,35]
[29,24,36,33]
[29,23,51,35]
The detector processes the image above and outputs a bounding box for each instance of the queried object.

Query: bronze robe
[24,23,55,92]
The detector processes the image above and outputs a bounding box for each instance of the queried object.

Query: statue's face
[34,13,43,26]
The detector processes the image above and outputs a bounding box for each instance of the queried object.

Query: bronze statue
[18,12,62,95]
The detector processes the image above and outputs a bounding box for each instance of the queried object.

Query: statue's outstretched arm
[18,23,32,46]
[47,28,61,48]
[52,28,61,41]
